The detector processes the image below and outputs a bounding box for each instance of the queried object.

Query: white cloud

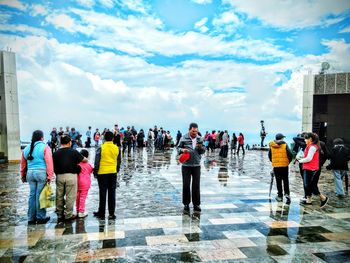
[0,24,48,36]
[339,26,350,33]
[45,13,93,34]
[191,0,212,4]
[48,9,291,61]
[0,0,26,11]
[30,4,48,16]
[194,17,209,33]
[76,0,95,8]
[99,0,113,8]
[224,0,350,29]
[116,0,149,14]
[213,11,241,33]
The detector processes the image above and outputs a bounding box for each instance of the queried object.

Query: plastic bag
[39,183,55,209]
[296,149,304,159]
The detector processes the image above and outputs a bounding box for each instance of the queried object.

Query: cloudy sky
[1,0,350,142]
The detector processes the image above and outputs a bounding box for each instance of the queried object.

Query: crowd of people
[268,132,349,208]
[20,122,349,224]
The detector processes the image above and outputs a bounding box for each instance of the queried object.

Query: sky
[1,0,350,143]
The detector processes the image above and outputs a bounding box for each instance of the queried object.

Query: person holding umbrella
[268,133,293,204]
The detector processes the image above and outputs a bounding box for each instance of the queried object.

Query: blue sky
[1,0,350,142]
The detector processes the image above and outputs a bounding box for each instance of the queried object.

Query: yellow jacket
[97,142,119,174]
[268,141,292,168]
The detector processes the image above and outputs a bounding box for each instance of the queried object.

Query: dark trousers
[97,173,117,215]
[273,167,290,197]
[182,166,201,206]
[237,144,245,154]
[303,170,321,197]
[85,137,91,148]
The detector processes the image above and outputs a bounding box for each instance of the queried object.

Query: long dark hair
[27,130,44,160]
[304,132,321,151]
[239,133,244,140]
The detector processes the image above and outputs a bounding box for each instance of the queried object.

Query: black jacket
[327,144,350,171]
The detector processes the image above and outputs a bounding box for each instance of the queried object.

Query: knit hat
[179,151,190,163]
[275,133,285,140]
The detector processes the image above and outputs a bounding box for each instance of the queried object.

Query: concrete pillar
[302,72,314,132]
[0,51,21,163]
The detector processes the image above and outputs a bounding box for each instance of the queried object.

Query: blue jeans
[333,170,347,195]
[27,170,47,221]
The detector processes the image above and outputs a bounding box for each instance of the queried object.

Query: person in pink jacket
[76,149,93,218]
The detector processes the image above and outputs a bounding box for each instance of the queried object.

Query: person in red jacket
[237,133,245,155]
[297,132,329,208]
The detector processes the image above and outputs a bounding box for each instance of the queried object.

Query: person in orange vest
[268,133,293,204]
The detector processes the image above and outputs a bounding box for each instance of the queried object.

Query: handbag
[39,183,55,209]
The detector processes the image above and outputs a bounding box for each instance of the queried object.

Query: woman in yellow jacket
[93,131,121,220]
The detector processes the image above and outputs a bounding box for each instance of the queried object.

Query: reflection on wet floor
[0,148,350,262]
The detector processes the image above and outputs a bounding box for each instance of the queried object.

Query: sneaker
[320,196,329,208]
[285,195,291,205]
[28,220,36,225]
[78,213,88,218]
[300,200,312,205]
[108,215,116,220]
[183,205,190,213]
[93,211,105,218]
[37,217,50,224]
[194,205,201,212]
[275,196,283,202]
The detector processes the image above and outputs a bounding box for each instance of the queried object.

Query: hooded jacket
[268,140,293,167]
[177,133,205,167]
[328,144,350,170]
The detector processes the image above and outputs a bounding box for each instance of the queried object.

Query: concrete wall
[0,51,21,162]
[302,73,314,132]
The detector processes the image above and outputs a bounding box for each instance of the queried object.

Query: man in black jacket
[327,138,350,197]
[177,123,205,213]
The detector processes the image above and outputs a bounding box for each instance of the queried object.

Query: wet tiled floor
[0,148,349,262]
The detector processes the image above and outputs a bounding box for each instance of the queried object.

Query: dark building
[304,72,350,144]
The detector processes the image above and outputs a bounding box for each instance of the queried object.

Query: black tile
[314,250,350,263]
[185,230,227,241]
[150,252,201,263]
[240,245,288,257]
[296,234,330,243]
[0,256,27,263]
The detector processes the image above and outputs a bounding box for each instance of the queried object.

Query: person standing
[237,133,245,155]
[93,131,121,219]
[76,149,93,218]
[20,130,54,224]
[297,133,329,208]
[268,133,293,204]
[327,138,350,197]
[94,128,100,147]
[147,128,154,149]
[53,135,87,221]
[175,130,182,147]
[177,123,205,213]
[50,127,58,153]
[85,126,92,148]
[231,133,238,155]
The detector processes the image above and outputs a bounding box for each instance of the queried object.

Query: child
[76,149,93,218]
